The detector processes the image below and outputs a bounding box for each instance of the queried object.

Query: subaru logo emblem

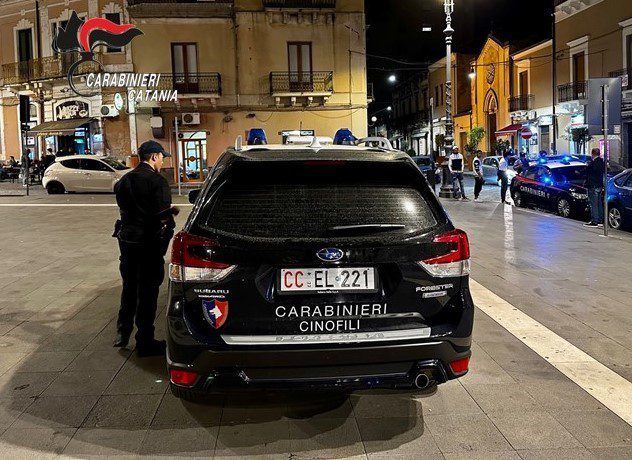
[317,248,344,262]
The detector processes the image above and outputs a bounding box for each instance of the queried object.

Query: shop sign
[55,101,90,120]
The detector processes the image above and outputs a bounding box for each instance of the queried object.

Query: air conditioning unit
[181,112,200,125]
[100,105,119,117]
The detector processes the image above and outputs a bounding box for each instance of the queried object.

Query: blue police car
[607,169,632,230]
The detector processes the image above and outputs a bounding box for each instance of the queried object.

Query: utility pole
[551,10,557,154]
[439,0,455,198]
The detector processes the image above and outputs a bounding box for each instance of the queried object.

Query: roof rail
[356,137,395,150]
[235,135,243,151]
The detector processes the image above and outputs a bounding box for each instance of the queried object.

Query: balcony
[509,94,534,112]
[157,72,221,95]
[557,81,587,103]
[263,0,336,8]
[127,0,233,18]
[269,71,333,95]
[609,69,631,91]
[1,53,100,85]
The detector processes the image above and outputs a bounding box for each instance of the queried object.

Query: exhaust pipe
[414,372,431,389]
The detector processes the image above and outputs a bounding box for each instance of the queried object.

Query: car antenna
[309,136,322,149]
[235,135,243,151]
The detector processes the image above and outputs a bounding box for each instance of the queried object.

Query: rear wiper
[325,224,406,235]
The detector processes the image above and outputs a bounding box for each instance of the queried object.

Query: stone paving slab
[0,196,629,458]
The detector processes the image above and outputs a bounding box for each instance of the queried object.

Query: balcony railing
[127,0,233,18]
[509,94,534,112]
[557,81,588,103]
[157,72,221,95]
[2,53,100,85]
[263,0,336,8]
[609,68,631,91]
[270,71,333,94]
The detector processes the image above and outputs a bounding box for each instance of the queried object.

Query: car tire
[557,197,572,218]
[46,181,65,195]
[513,191,526,208]
[608,204,625,230]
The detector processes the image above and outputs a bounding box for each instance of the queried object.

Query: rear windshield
[201,161,439,239]
[551,166,586,185]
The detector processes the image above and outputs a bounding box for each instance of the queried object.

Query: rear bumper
[166,338,471,392]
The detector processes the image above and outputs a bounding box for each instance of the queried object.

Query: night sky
[366,0,554,113]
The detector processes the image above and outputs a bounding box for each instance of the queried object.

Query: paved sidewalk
[0,195,629,458]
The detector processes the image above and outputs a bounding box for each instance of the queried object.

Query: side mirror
[188,188,201,204]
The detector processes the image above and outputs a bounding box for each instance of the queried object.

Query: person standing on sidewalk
[472,150,484,201]
[584,147,605,228]
[498,150,511,204]
[113,140,179,357]
[448,146,468,200]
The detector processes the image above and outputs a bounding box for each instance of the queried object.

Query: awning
[28,118,95,136]
[495,123,523,136]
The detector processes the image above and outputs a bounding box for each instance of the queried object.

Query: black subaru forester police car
[166,140,473,399]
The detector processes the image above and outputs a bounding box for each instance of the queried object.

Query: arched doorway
[484,90,499,153]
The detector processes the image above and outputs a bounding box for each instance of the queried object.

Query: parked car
[482,155,518,184]
[411,155,441,185]
[607,169,632,230]
[510,161,589,218]
[42,155,131,194]
[166,140,473,399]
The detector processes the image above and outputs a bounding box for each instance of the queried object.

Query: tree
[491,139,510,155]
[465,127,485,154]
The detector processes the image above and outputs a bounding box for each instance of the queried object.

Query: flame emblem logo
[54,11,143,96]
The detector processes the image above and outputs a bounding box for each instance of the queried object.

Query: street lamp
[468,66,476,80]
[439,0,455,198]
[388,74,397,84]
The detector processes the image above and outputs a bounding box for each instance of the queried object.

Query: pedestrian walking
[20,149,31,186]
[584,147,605,228]
[113,140,179,357]
[448,146,468,200]
[472,150,484,201]
[499,150,511,204]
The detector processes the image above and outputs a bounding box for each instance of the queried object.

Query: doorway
[178,132,207,182]
[17,28,33,80]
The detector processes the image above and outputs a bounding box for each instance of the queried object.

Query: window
[202,162,438,239]
[572,52,585,82]
[624,175,632,187]
[104,13,122,53]
[440,84,444,105]
[82,159,113,172]
[171,43,198,93]
[434,86,439,107]
[627,35,632,72]
[519,71,528,95]
[17,29,33,62]
[60,159,82,169]
[101,157,129,171]
[523,167,538,180]
[288,42,312,91]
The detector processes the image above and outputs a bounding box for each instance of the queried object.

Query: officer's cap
[138,140,171,158]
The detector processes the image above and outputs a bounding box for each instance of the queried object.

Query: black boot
[137,339,166,358]
[113,330,131,348]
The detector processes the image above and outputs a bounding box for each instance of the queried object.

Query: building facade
[388,52,472,157]
[0,0,369,183]
[0,0,133,161]
[555,0,632,166]
[128,0,368,183]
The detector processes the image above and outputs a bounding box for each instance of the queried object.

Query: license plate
[279,268,376,293]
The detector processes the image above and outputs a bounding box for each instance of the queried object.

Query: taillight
[169,369,199,387]
[449,357,470,376]
[417,229,471,278]
[169,231,236,282]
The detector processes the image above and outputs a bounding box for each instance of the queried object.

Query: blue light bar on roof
[247,128,267,145]
[333,128,357,145]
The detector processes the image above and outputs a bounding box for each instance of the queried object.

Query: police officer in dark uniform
[113,141,179,357]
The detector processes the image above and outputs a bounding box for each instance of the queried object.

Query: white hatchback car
[43,155,131,194]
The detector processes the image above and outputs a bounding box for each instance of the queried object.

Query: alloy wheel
[557,198,571,218]
[609,207,622,229]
